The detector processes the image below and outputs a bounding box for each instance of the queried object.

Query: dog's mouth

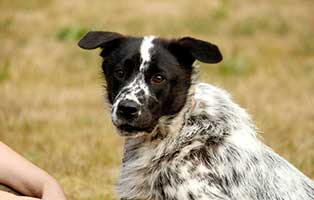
[117,124,156,136]
[118,124,146,132]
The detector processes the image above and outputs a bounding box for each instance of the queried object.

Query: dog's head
[78,31,222,136]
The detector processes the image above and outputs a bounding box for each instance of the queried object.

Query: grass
[0,0,314,199]
[56,26,89,41]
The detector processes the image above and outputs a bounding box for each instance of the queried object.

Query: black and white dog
[78,31,314,200]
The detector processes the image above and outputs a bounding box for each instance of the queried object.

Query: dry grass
[0,0,314,199]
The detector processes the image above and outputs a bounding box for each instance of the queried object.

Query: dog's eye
[114,69,125,80]
[151,74,165,84]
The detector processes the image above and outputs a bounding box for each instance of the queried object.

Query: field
[0,0,313,199]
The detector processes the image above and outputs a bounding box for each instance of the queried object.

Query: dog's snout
[117,100,140,120]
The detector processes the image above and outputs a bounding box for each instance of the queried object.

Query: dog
[78,31,314,200]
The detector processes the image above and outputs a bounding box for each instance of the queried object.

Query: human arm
[0,190,39,200]
[0,142,67,200]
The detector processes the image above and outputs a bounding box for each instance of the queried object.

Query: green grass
[0,0,314,199]
[0,59,11,82]
[57,26,89,41]
[218,53,255,76]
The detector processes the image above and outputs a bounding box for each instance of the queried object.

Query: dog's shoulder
[180,82,254,142]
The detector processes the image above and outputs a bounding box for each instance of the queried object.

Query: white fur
[116,83,314,200]
[140,36,155,71]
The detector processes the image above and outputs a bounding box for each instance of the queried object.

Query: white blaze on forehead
[140,36,155,71]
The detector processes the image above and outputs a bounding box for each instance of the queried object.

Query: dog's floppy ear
[78,31,124,50]
[177,37,223,63]
[169,37,222,66]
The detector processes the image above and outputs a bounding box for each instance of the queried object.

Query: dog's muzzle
[112,98,156,134]
[117,100,140,121]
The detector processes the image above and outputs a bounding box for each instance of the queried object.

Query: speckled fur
[78,32,314,200]
[117,82,314,200]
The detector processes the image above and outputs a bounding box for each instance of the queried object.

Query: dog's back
[118,83,314,200]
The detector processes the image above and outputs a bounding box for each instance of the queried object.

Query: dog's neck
[123,71,204,170]
[156,84,196,139]
[118,77,259,199]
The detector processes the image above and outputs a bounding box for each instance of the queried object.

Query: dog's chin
[116,124,156,137]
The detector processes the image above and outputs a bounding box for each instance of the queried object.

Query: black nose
[117,100,140,120]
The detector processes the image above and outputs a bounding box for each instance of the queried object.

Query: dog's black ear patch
[78,31,124,50]
[173,37,223,65]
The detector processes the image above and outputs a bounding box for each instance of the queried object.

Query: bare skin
[0,142,67,200]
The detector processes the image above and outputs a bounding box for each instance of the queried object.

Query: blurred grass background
[0,0,313,199]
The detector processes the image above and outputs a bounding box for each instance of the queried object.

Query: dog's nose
[117,100,140,120]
